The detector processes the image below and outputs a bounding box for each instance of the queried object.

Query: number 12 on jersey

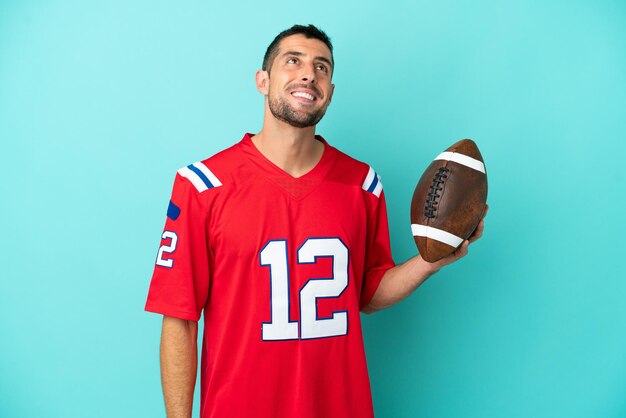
[260,238,349,341]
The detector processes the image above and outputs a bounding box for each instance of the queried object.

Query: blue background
[1,1,625,417]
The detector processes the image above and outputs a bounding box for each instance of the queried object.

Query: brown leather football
[410,139,488,262]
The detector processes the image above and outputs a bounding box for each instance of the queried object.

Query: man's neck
[252,117,325,178]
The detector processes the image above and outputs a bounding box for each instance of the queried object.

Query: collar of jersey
[238,132,336,199]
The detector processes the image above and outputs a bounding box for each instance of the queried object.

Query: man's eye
[287,58,298,64]
[316,64,328,73]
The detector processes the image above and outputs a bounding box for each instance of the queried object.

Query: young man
[145,25,485,418]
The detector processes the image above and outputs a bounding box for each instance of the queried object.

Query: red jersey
[145,133,394,418]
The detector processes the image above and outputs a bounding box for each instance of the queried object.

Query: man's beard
[268,95,328,128]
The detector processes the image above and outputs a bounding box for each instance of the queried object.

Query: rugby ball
[410,139,488,262]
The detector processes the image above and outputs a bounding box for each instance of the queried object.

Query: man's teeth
[292,92,315,100]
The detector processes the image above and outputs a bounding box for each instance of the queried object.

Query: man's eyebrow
[281,50,333,67]
[281,50,305,58]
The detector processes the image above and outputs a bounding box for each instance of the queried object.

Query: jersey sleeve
[360,172,395,310]
[145,169,214,321]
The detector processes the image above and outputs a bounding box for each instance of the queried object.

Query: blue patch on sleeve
[167,200,181,220]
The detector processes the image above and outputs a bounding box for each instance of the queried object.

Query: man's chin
[280,117,317,129]
[269,97,327,129]
[274,110,326,128]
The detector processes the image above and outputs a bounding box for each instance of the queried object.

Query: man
[145,24,485,418]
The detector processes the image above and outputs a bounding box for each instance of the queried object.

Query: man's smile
[291,91,316,101]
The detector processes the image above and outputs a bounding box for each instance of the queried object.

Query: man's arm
[160,316,198,418]
[364,213,487,314]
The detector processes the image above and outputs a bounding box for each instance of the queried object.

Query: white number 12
[260,238,349,341]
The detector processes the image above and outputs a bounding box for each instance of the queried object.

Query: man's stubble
[268,88,329,128]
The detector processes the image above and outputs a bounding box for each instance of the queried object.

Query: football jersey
[145,133,394,418]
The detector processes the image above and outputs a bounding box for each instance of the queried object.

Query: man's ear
[328,83,335,103]
[256,70,269,95]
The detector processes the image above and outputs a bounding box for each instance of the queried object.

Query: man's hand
[363,205,488,313]
[422,204,489,273]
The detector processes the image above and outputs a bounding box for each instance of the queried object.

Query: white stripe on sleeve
[192,162,222,187]
[177,166,209,192]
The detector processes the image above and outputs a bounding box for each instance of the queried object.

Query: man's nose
[300,64,317,84]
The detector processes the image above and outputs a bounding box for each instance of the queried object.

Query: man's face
[260,34,335,128]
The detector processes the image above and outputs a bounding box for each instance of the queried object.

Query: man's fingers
[458,240,469,258]
[467,204,488,244]
[430,240,469,269]
[468,219,485,244]
[430,204,488,268]
[451,240,469,260]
